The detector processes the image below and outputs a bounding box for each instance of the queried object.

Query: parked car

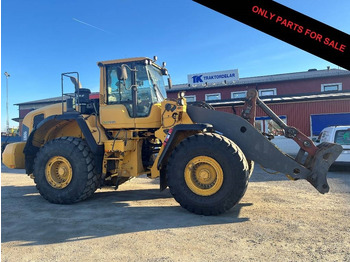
[317,126,350,166]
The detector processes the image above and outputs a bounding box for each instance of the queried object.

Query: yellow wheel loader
[2,57,342,215]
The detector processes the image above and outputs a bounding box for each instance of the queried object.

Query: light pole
[4,72,10,133]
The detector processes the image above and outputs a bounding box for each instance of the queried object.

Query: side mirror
[117,64,128,81]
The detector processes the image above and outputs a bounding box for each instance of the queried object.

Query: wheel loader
[2,57,343,215]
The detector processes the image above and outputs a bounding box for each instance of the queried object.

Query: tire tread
[167,132,249,216]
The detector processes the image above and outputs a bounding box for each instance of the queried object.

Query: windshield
[145,64,167,100]
[334,130,350,145]
[106,61,167,117]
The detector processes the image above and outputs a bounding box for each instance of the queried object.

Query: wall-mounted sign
[188,69,239,85]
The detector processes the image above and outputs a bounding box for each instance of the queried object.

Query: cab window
[106,64,133,116]
[106,61,166,118]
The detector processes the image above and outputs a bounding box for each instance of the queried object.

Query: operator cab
[101,57,168,118]
[98,57,171,129]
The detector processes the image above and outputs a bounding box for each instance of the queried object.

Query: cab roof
[97,57,151,66]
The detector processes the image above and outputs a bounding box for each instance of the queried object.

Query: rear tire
[33,137,100,204]
[167,133,249,215]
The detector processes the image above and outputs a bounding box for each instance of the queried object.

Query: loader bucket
[305,142,343,193]
[187,105,343,194]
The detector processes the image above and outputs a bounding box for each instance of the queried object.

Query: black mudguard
[23,113,103,175]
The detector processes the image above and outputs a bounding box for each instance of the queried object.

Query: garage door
[311,113,350,136]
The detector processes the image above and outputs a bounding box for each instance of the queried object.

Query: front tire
[33,137,100,204]
[167,133,249,215]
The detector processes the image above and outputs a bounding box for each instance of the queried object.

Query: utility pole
[4,72,10,133]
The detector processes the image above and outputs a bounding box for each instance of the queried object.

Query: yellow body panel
[39,120,83,146]
[26,109,107,149]
[120,140,145,177]
[84,114,108,144]
[134,104,162,129]
[104,140,125,153]
[22,103,107,146]
[2,142,26,169]
[103,138,145,178]
[150,98,194,178]
[99,104,135,129]
[100,104,162,130]
[155,99,194,143]
[23,103,64,134]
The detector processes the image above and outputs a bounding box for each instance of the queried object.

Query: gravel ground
[1,163,349,262]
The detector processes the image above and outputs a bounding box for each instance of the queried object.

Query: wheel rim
[45,156,73,189]
[184,156,224,196]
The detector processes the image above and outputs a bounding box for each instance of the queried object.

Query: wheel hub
[184,156,224,196]
[45,156,73,189]
[58,166,67,176]
[199,169,210,180]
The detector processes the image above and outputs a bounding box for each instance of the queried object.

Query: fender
[24,113,103,174]
[157,123,214,190]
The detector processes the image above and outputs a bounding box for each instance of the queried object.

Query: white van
[317,126,350,166]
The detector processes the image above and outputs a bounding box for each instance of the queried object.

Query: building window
[184,95,196,102]
[205,93,221,101]
[231,91,247,99]
[256,116,287,135]
[255,120,263,132]
[266,118,286,135]
[259,88,277,97]
[321,83,342,92]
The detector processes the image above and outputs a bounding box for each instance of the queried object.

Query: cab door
[99,60,164,130]
[99,63,135,129]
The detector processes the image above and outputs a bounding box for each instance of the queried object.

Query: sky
[1,0,349,131]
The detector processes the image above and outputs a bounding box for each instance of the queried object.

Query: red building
[167,68,350,136]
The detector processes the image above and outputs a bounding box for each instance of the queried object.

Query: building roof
[207,90,350,107]
[168,68,350,92]
[15,95,69,106]
[15,92,99,106]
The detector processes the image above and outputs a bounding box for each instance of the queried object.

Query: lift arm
[242,89,343,193]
